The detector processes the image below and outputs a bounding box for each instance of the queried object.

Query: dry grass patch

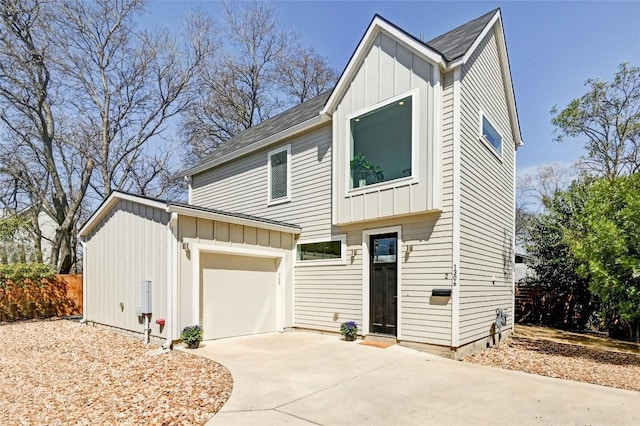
[0,320,232,425]
[463,325,640,391]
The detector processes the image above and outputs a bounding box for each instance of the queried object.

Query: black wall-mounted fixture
[432,289,452,298]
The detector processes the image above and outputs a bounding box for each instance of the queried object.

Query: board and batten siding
[458,27,515,346]
[177,216,295,332]
[332,31,439,225]
[84,200,170,338]
[191,125,332,241]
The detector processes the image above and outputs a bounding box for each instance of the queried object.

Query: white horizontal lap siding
[85,200,169,337]
[334,31,436,224]
[400,218,452,346]
[191,126,333,240]
[458,28,515,346]
[294,230,362,332]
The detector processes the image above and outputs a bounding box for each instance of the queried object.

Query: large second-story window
[349,95,413,189]
[268,145,291,205]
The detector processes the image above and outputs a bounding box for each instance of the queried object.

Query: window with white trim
[480,113,502,156]
[268,145,291,204]
[349,94,414,189]
[296,235,346,264]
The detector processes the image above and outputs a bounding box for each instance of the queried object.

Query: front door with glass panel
[369,233,398,336]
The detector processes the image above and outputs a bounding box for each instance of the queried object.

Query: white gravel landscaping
[0,320,232,425]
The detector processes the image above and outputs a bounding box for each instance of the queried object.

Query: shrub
[181,325,203,345]
[340,321,358,339]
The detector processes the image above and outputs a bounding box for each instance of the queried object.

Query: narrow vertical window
[480,113,502,156]
[268,145,291,204]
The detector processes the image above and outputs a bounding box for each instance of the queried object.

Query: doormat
[358,341,395,349]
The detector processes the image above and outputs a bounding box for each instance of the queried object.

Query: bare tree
[552,63,640,179]
[182,1,337,163]
[518,162,578,210]
[0,0,92,272]
[276,45,336,103]
[0,0,209,271]
[55,0,213,198]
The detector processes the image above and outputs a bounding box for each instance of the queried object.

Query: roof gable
[426,8,498,62]
[321,10,503,115]
[78,191,301,239]
[184,9,520,175]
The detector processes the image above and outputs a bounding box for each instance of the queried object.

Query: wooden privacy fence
[0,274,82,321]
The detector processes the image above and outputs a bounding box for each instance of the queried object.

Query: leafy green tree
[524,181,596,329]
[567,173,640,340]
[552,63,640,179]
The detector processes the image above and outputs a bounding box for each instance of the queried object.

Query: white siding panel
[85,200,170,338]
[192,126,332,241]
[458,28,515,346]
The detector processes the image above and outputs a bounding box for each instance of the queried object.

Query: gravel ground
[463,335,640,391]
[0,320,232,425]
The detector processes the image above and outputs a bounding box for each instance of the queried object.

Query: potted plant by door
[181,325,203,349]
[350,153,384,187]
[340,321,358,341]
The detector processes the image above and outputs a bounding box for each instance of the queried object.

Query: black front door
[369,233,397,336]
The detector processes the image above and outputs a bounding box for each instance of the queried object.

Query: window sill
[480,136,503,162]
[267,197,291,207]
[346,176,418,197]
[295,259,347,267]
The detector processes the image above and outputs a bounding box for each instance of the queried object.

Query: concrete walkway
[185,331,639,426]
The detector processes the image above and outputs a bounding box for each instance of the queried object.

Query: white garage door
[201,253,278,340]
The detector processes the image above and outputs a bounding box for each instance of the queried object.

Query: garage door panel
[201,254,278,340]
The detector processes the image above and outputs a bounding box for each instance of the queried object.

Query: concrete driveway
[187,331,639,426]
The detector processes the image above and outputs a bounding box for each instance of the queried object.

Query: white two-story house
[79,8,522,358]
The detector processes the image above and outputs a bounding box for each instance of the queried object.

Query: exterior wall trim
[432,66,442,210]
[166,213,179,345]
[361,225,403,339]
[167,205,300,234]
[451,68,462,348]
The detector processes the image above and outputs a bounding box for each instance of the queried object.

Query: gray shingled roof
[169,200,301,230]
[426,8,498,62]
[81,190,301,233]
[192,91,331,167]
[187,9,498,174]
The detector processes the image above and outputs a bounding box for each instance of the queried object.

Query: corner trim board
[451,68,461,348]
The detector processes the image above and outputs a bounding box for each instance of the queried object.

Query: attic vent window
[268,144,291,205]
[480,114,503,157]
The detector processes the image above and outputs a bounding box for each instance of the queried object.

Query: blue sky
[149,1,640,177]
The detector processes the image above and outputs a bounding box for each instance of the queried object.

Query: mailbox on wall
[140,280,152,314]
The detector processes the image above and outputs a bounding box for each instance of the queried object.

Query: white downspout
[163,212,179,350]
[79,238,88,324]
